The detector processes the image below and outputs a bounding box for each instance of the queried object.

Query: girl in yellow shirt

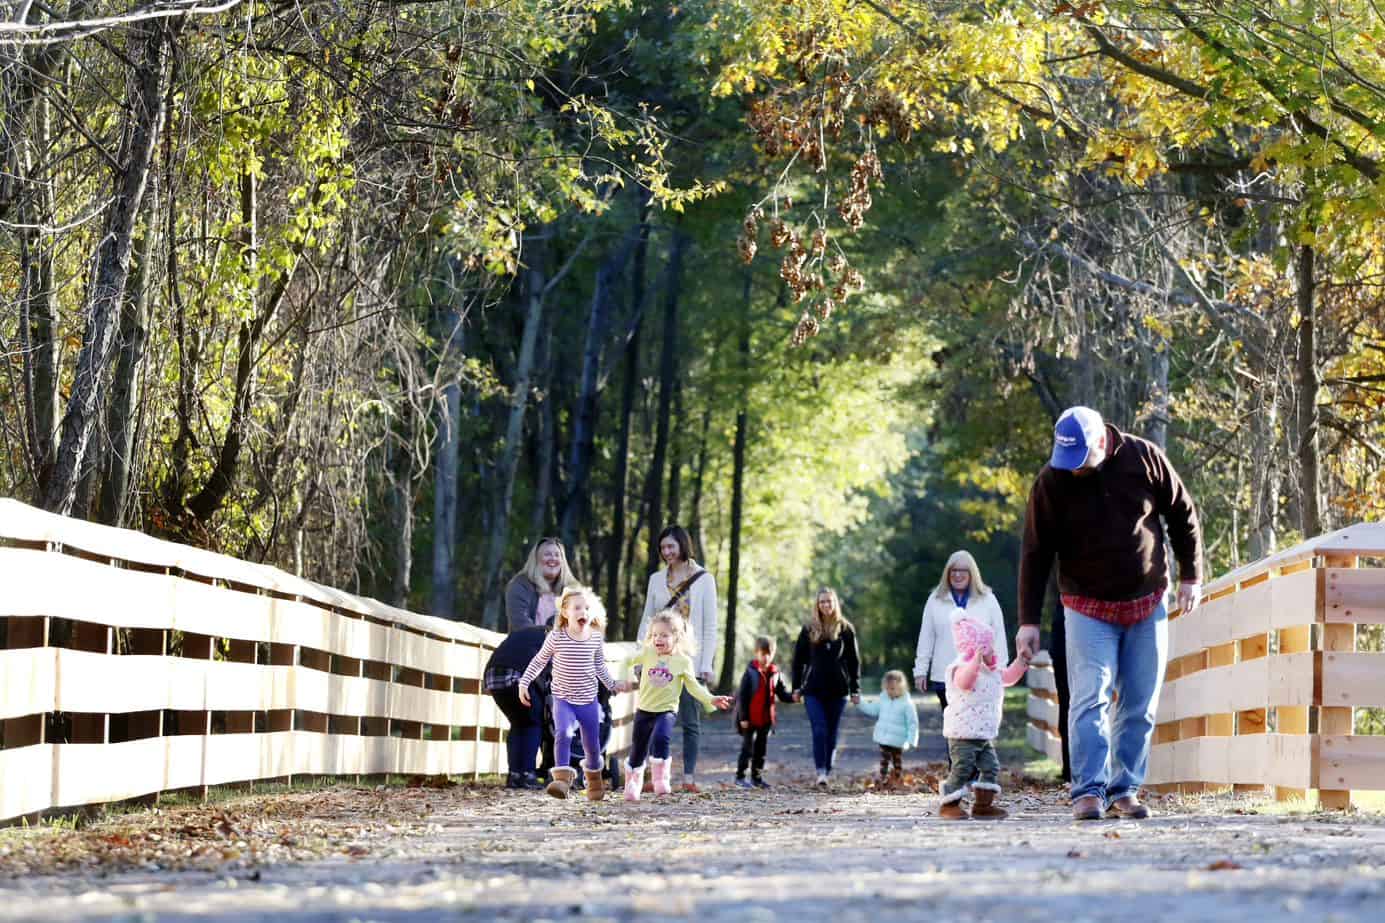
[624,610,731,800]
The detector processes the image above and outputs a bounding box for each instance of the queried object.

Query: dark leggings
[628,709,677,769]
[492,686,544,775]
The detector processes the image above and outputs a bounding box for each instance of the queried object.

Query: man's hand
[712,696,733,710]
[518,687,531,707]
[739,720,750,730]
[1016,625,1041,661]
[1177,581,1201,616]
[914,675,928,694]
[850,694,861,706]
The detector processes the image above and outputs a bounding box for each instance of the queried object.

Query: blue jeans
[1065,603,1168,804]
[803,694,846,774]
[628,709,677,769]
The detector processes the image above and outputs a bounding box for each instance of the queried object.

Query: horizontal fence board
[0,548,179,630]
[1156,653,1315,723]
[1026,722,1063,764]
[1026,664,1057,695]
[1323,652,1385,709]
[1318,735,1385,791]
[0,745,55,818]
[0,647,56,720]
[1324,568,1385,625]
[1027,693,1059,729]
[1149,735,1312,788]
[53,738,168,808]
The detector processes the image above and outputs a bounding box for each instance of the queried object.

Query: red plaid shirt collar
[1061,586,1166,627]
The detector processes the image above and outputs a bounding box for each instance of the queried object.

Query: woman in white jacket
[636,524,719,792]
[913,550,1008,712]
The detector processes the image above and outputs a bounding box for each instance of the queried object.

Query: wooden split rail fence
[1026,522,1385,809]
[0,499,638,823]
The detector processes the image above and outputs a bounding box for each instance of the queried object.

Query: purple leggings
[554,698,603,771]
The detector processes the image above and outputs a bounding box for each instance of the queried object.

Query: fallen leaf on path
[1207,859,1243,870]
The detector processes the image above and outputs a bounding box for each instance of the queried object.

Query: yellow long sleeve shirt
[630,647,717,714]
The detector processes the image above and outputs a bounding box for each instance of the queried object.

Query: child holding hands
[856,669,919,787]
[519,586,626,801]
[735,636,797,788]
[624,610,732,801]
[938,608,1029,819]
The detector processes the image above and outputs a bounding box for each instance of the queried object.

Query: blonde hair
[521,538,577,596]
[882,669,907,696]
[646,609,696,657]
[556,585,606,633]
[932,550,991,600]
[807,587,853,643]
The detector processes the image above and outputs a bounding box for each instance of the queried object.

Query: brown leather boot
[584,769,605,802]
[1071,794,1103,820]
[939,799,970,820]
[546,767,575,800]
[1107,795,1152,819]
[971,787,1008,819]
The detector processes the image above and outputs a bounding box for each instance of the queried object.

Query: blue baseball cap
[1050,406,1105,470]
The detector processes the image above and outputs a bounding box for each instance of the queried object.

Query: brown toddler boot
[971,787,1008,819]
[584,768,605,802]
[939,797,970,820]
[546,766,575,799]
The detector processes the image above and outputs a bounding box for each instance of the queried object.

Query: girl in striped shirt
[519,586,627,800]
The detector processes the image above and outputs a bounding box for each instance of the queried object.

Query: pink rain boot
[650,757,672,796]
[624,762,646,802]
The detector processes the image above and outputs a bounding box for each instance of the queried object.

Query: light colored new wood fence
[1026,522,1385,809]
[0,499,638,823]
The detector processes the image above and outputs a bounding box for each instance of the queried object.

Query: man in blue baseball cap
[1015,406,1203,821]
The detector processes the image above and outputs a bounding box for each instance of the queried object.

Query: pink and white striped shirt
[519,627,617,705]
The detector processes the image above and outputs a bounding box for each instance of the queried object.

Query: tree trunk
[529,324,557,543]
[97,176,159,526]
[559,228,639,557]
[1296,241,1323,539]
[719,270,753,693]
[644,230,688,574]
[688,403,713,556]
[481,238,548,630]
[431,381,462,619]
[667,380,684,524]
[16,89,60,499]
[607,213,652,638]
[1145,340,1169,450]
[1248,377,1279,561]
[43,23,171,515]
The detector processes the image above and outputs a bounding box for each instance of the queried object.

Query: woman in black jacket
[483,626,549,789]
[792,587,861,787]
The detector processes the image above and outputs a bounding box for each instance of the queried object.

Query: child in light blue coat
[856,670,920,786]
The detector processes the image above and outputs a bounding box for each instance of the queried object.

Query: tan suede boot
[939,799,970,820]
[584,768,605,802]
[971,787,1008,819]
[546,766,575,800]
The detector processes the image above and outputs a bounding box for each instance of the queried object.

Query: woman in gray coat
[505,538,577,633]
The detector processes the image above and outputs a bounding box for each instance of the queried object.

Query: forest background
[4,0,1385,689]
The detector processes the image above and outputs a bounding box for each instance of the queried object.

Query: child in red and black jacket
[735,636,797,788]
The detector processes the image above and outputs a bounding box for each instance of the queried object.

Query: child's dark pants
[737,726,771,779]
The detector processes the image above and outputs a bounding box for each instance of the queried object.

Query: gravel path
[4,698,1385,921]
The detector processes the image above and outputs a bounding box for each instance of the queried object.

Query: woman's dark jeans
[803,694,846,774]
[493,686,544,775]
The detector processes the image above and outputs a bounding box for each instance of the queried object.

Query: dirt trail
[3,698,1385,921]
